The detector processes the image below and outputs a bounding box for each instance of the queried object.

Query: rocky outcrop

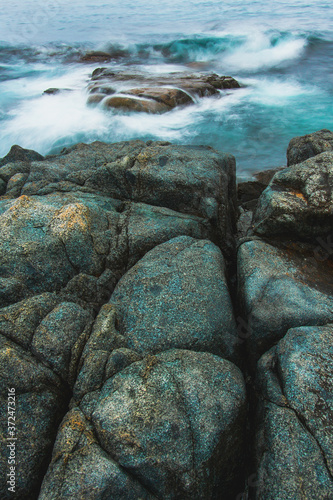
[0,139,244,499]
[236,128,333,498]
[253,152,333,240]
[237,238,333,368]
[87,71,240,113]
[1,129,333,499]
[255,325,333,498]
[41,350,246,499]
[287,128,333,166]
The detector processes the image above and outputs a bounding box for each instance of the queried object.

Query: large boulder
[0,140,237,258]
[255,324,333,499]
[109,236,239,361]
[237,239,333,367]
[287,128,333,166]
[41,349,246,500]
[253,152,333,240]
[73,236,239,403]
[0,139,239,498]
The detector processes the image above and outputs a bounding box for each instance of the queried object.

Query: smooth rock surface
[38,408,156,500]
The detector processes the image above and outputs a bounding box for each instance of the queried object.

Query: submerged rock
[255,324,333,498]
[79,50,113,63]
[87,71,240,113]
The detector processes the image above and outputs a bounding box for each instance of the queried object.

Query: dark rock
[0,178,6,195]
[43,88,60,95]
[0,334,68,499]
[0,145,44,167]
[38,408,156,500]
[237,180,266,206]
[287,128,333,166]
[253,152,333,241]
[123,87,193,108]
[255,324,333,498]
[109,236,240,362]
[43,350,246,500]
[253,166,285,185]
[237,239,333,367]
[87,93,106,105]
[80,51,113,63]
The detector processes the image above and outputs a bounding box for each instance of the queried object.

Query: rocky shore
[0,129,332,499]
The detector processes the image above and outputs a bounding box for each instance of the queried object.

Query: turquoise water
[0,0,332,177]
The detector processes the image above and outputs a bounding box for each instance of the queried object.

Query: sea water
[0,0,332,177]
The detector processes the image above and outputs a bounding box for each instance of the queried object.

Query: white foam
[1,89,109,155]
[221,33,306,72]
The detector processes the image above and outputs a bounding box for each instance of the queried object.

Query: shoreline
[0,128,333,498]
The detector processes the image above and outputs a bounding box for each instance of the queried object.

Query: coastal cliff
[0,129,333,499]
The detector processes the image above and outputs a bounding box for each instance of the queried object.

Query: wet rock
[104,95,170,113]
[253,166,285,185]
[0,145,44,167]
[237,180,266,209]
[80,51,113,63]
[253,152,333,241]
[88,71,240,113]
[109,236,240,362]
[87,93,106,105]
[287,128,333,166]
[255,324,333,498]
[43,350,246,500]
[123,86,193,108]
[43,88,60,95]
[237,239,333,367]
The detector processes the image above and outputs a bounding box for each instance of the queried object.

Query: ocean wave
[1,30,331,72]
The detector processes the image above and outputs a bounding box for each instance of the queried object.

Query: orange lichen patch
[7,195,34,218]
[288,190,307,202]
[51,203,91,233]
